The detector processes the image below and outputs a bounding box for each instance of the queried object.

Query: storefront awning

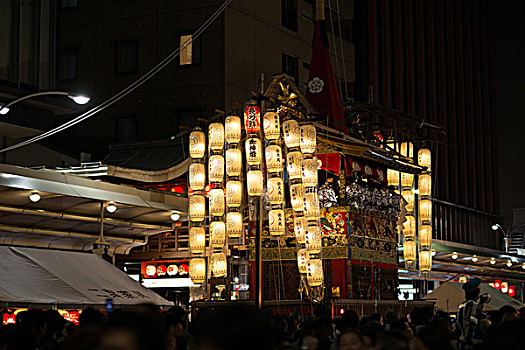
[0,246,172,308]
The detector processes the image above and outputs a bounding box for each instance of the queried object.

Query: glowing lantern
[294,216,306,244]
[419,224,432,247]
[226,212,243,238]
[247,170,263,196]
[189,128,206,159]
[419,174,432,197]
[307,259,323,287]
[305,224,322,254]
[265,145,283,173]
[401,172,414,188]
[290,183,304,212]
[225,116,241,144]
[400,142,413,158]
[226,180,242,208]
[189,163,205,191]
[209,155,225,183]
[269,209,285,236]
[420,199,432,223]
[297,248,309,274]
[226,149,242,177]
[209,188,225,216]
[211,252,227,277]
[210,221,226,248]
[189,258,206,284]
[387,169,400,187]
[304,190,320,219]
[283,119,301,148]
[508,285,516,297]
[302,158,318,187]
[501,281,509,294]
[300,125,316,154]
[403,240,416,263]
[245,138,262,165]
[244,102,260,134]
[401,190,415,212]
[189,195,205,222]
[418,148,431,169]
[494,280,501,289]
[189,226,206,254]
[419,250,432,273]
[263,111,280,140]
[287,151,303,180]
[267,177,284,205]
[403,215,416,240]
[208,123,224,151]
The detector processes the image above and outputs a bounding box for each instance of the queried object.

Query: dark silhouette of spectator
[337,328,364,350]
[519,307,525,320]
[164,313,190,350]
[375,332,410,350]
[358,321,384,348]
[299,319,331,350]
[78,308,106,329]
[416,320,455,350]
[384,309,399,330]
[369,313,384,326]
[0,324,36,350]
[16,309,47,348]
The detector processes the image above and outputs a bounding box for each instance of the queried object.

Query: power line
[0,0,232,154]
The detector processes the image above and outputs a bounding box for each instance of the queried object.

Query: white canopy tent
[0,246,172,308]
[422,282,523,313]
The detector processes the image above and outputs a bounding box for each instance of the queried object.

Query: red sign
[243,103,260,134]
[141,260,190,279]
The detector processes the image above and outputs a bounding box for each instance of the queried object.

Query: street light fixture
[0,91,90,115]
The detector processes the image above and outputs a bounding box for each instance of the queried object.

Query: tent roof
[0,246,172,308]
[422,282,523,313]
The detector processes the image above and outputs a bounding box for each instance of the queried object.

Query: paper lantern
[297,248,309,274]
[189,258,206,284]
[209,188,225,216]
[401,172,414,188]
[265,145,283,173]
[304,190,320,219]
[189,195,205,222]
[225,116,241,144]
[211,252,227,277]
[501,282,509,294]
[209,155,224,183]
[283,119,301,148]
[290,183,304,212]
[400,142,413,158]
[245,138,262,165]
[418,148,431,169]
[419,174,432,197]
[189,163,206,191]
[302,158,318,187]
[294,216,306,244]
[307,259,323,287]
[208,123,224,151]
[226,180,242,208]
[419,250,432,273]
[403,240,416,264]
[226,149,242,177]
[508,285,516,297]
[244,103,261,134]
[263,111,280,140]
[305,223,322,254]
[226,212,243,238]
[210,221,226,248]
[269,209,285,236]
[420,199,432,223]
[419,224,432,247]
[387,169,400,188]
[300,125,316,154]
[287,151,303,180]
[189,226,206,254]
[247,170,263,196]
[401,190,415,212]
[267,177,284,205]
[189,128,206,158]
[403,215,416,240]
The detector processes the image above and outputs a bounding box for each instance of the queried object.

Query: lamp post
[491,223,525,253]
[0,91,90,115]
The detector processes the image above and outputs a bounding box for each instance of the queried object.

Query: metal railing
[432,199,502,250]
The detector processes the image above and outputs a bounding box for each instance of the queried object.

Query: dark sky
[491,0,525,227]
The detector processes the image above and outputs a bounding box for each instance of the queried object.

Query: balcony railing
[432,198,502,250]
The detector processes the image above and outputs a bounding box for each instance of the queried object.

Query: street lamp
[492,224,510,252]
[0,91,90,115]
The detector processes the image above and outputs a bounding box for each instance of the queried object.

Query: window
[115,116,137,143]
[115,40,138,75]
[282,53,298,83]
[57,50,77,81]
[61,0,78,9]
[281,0,298,31]
[176,33,201,66]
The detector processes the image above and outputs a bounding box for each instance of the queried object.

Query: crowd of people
[0,301,524,350]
